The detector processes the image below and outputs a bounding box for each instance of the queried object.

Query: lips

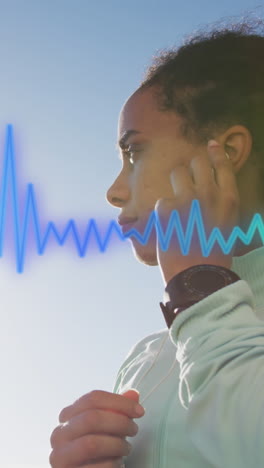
[117,217,137,236]
[117,216,138,226]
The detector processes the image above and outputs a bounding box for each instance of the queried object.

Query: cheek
[133,159,172,202]
[139,171,159,199]
[140,176,171,205]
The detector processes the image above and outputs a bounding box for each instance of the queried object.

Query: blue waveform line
[1,124,263,274]
[0,125,127,273]
[124,200,264,257]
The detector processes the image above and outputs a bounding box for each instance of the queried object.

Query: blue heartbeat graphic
[0,124,127,273]
[124,201,264,256]
[1,124,263,274]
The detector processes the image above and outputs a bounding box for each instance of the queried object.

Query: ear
[218,125,253,173]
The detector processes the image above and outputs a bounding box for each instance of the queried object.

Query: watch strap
[159,301,197,329]
[159,264,241,329]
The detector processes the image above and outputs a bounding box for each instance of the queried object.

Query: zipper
[154,379,179,467]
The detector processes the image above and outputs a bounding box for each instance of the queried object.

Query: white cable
[134,331,170,391]
[120,330,179,405]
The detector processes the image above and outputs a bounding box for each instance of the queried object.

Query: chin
[130,240,159,266]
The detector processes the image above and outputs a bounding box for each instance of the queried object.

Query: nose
[106,173,130,208]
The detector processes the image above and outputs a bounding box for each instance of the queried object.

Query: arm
[170,279,264,467]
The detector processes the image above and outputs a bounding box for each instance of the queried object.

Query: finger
[155,197,196,254]
[208,142,240,200]
[169,163,194,195]
[78,458,124,467]
[189,153,216,189]
[54,434,131,467]
[51,409,138,447]
[59,390,144,423]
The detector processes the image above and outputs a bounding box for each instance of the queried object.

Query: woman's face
[106,86,209,266]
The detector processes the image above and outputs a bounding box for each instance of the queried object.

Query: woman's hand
[155,140,240,285]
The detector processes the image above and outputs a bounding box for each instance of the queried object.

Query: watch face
[183,265,227,298]
[164,264,239,312]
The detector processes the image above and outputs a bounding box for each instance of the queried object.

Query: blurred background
[0,1,262,467]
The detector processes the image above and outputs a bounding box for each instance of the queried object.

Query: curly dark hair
[138,12,264,189]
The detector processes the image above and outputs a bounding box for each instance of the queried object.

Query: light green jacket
[113,246,264,467]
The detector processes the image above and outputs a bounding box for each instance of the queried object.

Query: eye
[122,145,141,165]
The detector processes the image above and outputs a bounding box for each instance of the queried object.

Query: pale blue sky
[0,1,262,467]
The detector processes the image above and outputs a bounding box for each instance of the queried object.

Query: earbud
[225,152,230,160]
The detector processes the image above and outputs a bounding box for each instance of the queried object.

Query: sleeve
[169,279,264,467]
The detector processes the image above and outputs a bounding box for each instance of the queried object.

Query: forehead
[118,87,180,139]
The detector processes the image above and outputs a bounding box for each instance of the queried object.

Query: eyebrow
[115,130,141,150]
